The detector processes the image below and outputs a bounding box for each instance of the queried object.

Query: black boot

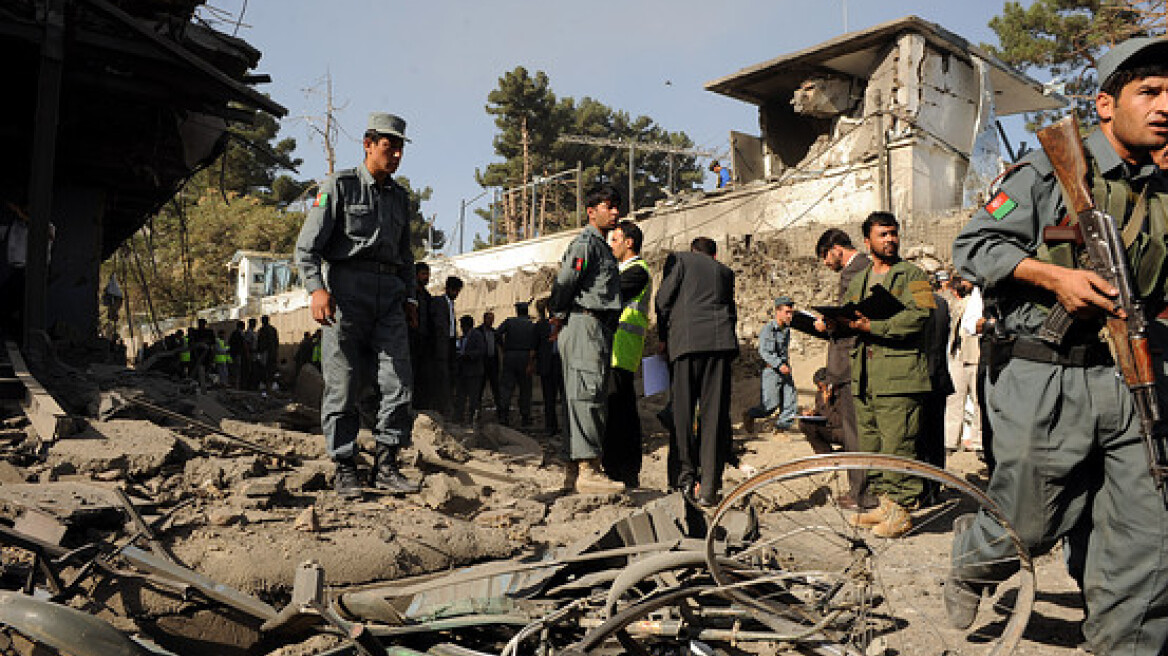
[334,457,363,499]
[372,444,420,494]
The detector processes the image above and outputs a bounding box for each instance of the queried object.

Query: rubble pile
[0,363,662,654]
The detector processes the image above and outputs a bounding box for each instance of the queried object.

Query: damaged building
[0,0,285,351]
[427,16,1066,324]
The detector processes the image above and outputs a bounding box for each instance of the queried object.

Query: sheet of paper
[641,354,670,397]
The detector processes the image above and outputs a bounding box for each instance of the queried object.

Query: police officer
[497,301,538,426]
[743,296,797,432]
[836,211,933,539]
[549,184,625,494]
[945,39,1168,654]
[295,112,420,499]
[603,220,652,488]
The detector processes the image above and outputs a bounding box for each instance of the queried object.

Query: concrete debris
[45,420,181,479]
[292,506,318,532]
[416,473,481,516]
[207,507,245,527]
[475,422,544,462]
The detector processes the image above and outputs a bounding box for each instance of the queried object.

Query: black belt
[1008,337,1113,368]
[337,259,399,275]
[573,307,616,318]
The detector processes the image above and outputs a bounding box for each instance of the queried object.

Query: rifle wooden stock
[1037,117,1094,216]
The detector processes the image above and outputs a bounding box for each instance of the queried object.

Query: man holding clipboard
[821,212,934,538]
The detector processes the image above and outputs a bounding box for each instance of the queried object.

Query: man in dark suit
[656,236,738,507]
[534,299,562,435]
[452,315,485,424]
[428,275,462,414]
[814,228,873,510]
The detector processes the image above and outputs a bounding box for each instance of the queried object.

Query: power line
[557,134,716,213]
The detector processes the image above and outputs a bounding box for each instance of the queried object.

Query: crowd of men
[136,315,290,392]
[296,37,1168,651]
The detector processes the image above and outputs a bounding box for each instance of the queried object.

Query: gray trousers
[745,367,797,425]
[559,312,612,460]
[321,267,413,460]
[952,357,1168,654]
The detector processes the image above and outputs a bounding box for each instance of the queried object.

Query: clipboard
[812,285,905,322]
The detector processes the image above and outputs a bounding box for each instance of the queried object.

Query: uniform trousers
[951,356,1168,655]
[671,351,734,498]
[320,268,413,459]
[745,367,797,426]
[540,364,562,433]
[835,381,868,500]
[854,392,924,506]
[498,351,533,424]
[559,312,612,460]
[602,367,642,484]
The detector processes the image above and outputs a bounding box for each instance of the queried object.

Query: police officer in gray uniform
[497,301,538,426]
[295,112,421,499]
[549,184,625,494]
[945,39,1168,654]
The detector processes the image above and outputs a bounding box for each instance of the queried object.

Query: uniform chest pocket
[344,204,377,239]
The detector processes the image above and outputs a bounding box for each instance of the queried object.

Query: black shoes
[371,444,421,494]
[334,458,363,500]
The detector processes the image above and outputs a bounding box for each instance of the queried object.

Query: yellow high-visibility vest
[612,258,651,373]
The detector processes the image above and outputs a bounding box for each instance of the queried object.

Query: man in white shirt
[944,275,983,452]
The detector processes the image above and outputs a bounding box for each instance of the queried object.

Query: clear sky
[206,1,1026,255]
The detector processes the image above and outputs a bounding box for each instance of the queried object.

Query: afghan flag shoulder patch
[572,257,586,272]
[985,191,1017,221]
[312,191,329,208]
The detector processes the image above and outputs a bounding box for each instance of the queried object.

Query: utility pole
[576,161,583,227]
[521,116,530,239]
[557,135,716,215]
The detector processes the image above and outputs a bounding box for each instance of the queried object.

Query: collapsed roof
[705,15,1065,117]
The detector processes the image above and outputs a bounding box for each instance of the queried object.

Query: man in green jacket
[833,211,933,538]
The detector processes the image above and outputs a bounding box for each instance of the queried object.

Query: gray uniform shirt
[295,163,415,298]
[952,129,1161,340]
[758,320,790,370]
[548,224,621,318]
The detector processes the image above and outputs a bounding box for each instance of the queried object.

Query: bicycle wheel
[704,453,1034,656]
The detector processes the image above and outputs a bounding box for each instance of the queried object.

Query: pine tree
[986,0,1166,126]
[474,66,702,247]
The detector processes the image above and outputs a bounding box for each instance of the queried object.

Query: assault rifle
[1036,114,1168,506]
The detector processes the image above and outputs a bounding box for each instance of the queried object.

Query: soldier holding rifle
[945,38,1168,655]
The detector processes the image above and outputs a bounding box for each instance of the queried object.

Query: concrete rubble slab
[45,419,181,478]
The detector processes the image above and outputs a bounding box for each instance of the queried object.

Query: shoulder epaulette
[335,168,359,179]
[1017,147,1053,178]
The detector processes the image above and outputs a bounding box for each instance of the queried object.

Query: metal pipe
[120,546,277,622]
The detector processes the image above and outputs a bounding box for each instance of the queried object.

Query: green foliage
[397,176,446,259]
[188,111,310,205]
[985,0,1164,129]
[109,193,304,322]
[475,66,702,243]
[108,112,311,326]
